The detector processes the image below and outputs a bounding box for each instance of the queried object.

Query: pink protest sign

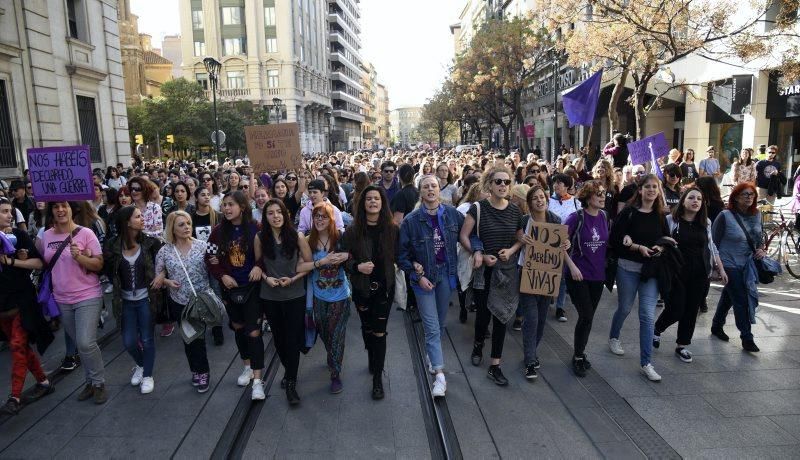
[26,145,94,201]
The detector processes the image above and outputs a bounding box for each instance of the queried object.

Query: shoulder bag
[730,212,779,284]
[173,245,225,343]
[37,226,82,319]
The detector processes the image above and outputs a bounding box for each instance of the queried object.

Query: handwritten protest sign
[26,145,94,201]
[245,123,302,172]
[519,221,568,297]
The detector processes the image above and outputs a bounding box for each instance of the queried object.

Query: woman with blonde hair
[459,165,521,386]
[154,211,216,393]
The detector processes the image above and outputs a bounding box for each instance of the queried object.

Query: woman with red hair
[710,182,764,352]
[308,202,351,394]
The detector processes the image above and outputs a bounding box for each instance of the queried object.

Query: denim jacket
[398,204,483,287]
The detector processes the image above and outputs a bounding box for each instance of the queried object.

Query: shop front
[767,72,800,180]
[706,75,753,173]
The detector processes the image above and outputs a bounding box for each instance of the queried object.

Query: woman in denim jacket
[399,175,465,399]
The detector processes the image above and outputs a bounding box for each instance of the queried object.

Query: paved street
[1,273,799,459]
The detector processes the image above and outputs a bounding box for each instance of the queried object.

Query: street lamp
[265,97,283,124]
[203,56,222,163]
[551,50,560,163]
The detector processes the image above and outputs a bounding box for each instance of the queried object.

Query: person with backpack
[563,180,610,377]
[547,173,582,323]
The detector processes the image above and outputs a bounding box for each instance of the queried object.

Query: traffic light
[134,134,144,145]
[166,134,175,144]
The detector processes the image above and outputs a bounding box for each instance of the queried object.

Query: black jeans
[168,298,209,374]
[655,267,708,346]
[566,278,605,357]
[223,284,264,371]
[354,288,392,374]
[473,267,506,359]
[262,296,305,381]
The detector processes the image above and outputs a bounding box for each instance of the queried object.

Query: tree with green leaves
[420,86,459,147]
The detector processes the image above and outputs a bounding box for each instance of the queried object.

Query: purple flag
[562,70,603,127]
[628,132,669,179]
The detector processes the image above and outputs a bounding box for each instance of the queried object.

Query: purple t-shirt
[428,213,446,265]
[564,211,608,281]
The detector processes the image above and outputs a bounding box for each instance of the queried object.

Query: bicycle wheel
[782,227,800,279]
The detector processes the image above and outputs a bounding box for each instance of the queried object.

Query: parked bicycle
[760,203,800,279]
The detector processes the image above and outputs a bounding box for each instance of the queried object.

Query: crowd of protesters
[0,140,798,416]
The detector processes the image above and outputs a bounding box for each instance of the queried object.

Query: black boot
[371,374,384,400]
[285,379,300,405]
[471,341,483,366]
[371,334,387,376]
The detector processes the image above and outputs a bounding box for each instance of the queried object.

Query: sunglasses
[634,171,646,176]
[204,177,214,182]
[286,176,298,181]
[130,186,142,192]
[529,169,540,174]
[595,191,606,197]
[493,179,512,186]
[241,185,249,189]
[383,169,395,174]
[668,172,681,178]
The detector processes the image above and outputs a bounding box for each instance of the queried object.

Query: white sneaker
[237,366,254,387]
[140,376,154,394]
[251,379,265,400]
[130,366,144,386]
[609,338,625,356]
[431,374,446,398]
[641,363,662,382]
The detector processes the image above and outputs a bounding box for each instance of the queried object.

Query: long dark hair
[115,205,141,248]
[258,198,298,259]
[695,176,724,211]
[626,174,666,224]
[351,185,396,257]
[219,190,254,257]
[321,174,342,210]
[673,187,709,227]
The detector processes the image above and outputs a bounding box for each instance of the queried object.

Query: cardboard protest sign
[26,145,94,201]
[519,220,568,297]
[245,123,302,172]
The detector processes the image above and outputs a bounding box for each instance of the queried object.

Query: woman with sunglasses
[710,183,764,352]
[341,186,398,400]
[662,163,683,211]
[308,202,351,394]
[279,172,306,219]
[459,166,522,386]
[200,173,223,212]
[563,181,610,377]
[128,177,163,238]
[653,187,726,363]
[206,191,265,400]
[399,175,465,398]
[592,159,619,219]
[609,174,671,381]
[255,198,313,404]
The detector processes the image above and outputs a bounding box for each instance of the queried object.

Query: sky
[129,0,463,110]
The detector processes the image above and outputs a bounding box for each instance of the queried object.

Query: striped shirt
[467,200,522,256]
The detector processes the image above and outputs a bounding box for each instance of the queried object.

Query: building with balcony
[0,0,132,175]
[179,0,331,153]
[360,61,377,150]
[328,0,364,151]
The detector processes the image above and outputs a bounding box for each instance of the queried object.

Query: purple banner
[562,69,603,127]
[26,145,94,202]
[628,133,668,179]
